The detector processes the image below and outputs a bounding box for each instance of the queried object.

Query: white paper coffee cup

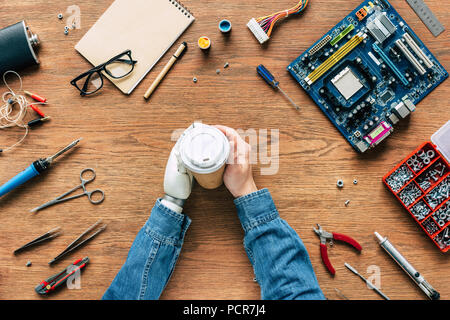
[179,123,230,189]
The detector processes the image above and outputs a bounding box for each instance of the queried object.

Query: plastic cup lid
[431,120,450,162]
[179,124,230,174]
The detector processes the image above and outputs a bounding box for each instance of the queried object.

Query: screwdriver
[0,138,82,198]
[256,64,300,110]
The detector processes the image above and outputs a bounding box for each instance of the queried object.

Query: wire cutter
[35,257,89,295]
[313,224,362,275]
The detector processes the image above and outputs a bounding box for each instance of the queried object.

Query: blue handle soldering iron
[256,64,300,110]
[0,138,82,198]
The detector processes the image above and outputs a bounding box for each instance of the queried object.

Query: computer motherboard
[287,0,448,153]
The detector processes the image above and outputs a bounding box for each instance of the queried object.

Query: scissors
[30,168,105,213]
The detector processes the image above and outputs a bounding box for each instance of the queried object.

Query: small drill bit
[334,288,349,300]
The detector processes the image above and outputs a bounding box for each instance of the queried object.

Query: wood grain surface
[0,0,448,300]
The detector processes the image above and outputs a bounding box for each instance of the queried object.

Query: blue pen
[0,138,82,198]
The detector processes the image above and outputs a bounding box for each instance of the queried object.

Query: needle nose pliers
[313,224,362,275]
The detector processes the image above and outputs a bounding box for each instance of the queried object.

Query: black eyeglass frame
[70,49,137,96]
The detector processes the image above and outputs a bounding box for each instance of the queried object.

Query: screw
[412,201,430,221]
[224,62,229,68]
[423,217,439,235]
[26,261,32,267]
[386,165,413,192]
[399,183,422,207]
[434,227,450,249]
[344,200,350,206]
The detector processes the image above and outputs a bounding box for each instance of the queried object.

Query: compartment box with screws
[383,121,450,252]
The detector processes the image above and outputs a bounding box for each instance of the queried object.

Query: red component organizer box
[383,121,450,252]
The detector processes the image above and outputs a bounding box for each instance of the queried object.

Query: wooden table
[0,0,448,300]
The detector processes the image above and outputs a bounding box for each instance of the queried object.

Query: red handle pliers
[313,224,362,275]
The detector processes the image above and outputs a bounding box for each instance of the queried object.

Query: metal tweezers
[14,227,62,255]
[49,219,106,265]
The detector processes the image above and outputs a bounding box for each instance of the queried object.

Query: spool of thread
[198,36,211,50]
[218,19,232,33]
[0,21,40,76]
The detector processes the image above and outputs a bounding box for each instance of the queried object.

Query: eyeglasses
[70,50,137,96]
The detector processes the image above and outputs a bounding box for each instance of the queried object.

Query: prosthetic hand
[162,127,194,213]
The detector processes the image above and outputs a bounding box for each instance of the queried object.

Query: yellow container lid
[198,36,211,50]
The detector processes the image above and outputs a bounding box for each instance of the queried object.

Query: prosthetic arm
[162,127,194,212]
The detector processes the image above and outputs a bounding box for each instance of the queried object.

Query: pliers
[313,224,362,275]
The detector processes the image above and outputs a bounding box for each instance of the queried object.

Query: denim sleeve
[102,199,191,300]
[235,189,325,300]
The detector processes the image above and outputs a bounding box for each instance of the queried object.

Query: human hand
[215,125,258,198]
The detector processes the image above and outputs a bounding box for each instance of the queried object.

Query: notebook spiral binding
[170,0,194,17]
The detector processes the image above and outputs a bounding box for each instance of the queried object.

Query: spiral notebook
[75,0,195,94]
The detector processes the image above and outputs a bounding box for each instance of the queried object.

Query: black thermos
[0,20,40,75]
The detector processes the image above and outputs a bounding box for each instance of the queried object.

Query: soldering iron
[0,138,82,198]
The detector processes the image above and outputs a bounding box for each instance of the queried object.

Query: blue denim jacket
[102,189,324,300]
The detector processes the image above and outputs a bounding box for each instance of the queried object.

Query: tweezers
[48,219,106,265]
[14,227,61,255]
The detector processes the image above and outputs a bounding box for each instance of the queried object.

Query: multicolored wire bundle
[255,0,309,37]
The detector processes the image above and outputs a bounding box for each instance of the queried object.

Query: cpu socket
[331,67,363,100]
